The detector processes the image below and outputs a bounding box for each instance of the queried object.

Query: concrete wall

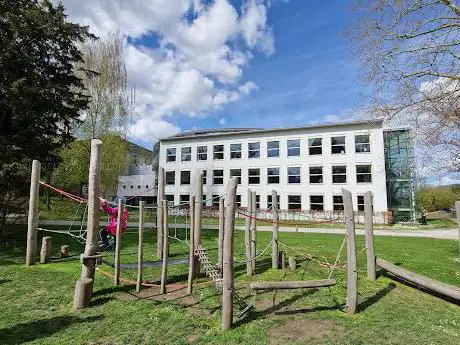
[117,174,156,198]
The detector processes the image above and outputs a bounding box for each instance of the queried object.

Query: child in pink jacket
[99,197,128,250]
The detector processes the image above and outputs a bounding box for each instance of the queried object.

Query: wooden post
[342,188,358,314]
[157,167,165,257]
[60,245,69,258]
[160,201,169,294]
[40,236,52,264]
[218,196,225,272]
[193,170,203,277]
[279,251,286,269]
[251,190,257,273]
[187,196,195,294]
[222,177,238,331]
[364,191,376,281]
[136,201,145,293]
[456,201,460,258]
[288,257,296,270]
[114,199,123,286]
[74,139,101,310]
[245,189,253,276]
[272,190,279,269]
[26,159,41,266]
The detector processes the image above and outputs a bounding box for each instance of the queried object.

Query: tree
[417,187,456,212]
[0,0,93,239]
[350,0,460,172]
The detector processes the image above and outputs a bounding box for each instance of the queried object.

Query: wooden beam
[60,245,69,258]
[157,167,165,257]
[114,199,123,286]
[456,201,460,258]
[26,159,41,266]
[136,201,145,293]
[218,196,225,272]
[249,279,337,290]
[364,191,376,281]
[193,170,203,278]
[250,190,257,273]
[161,200,169,294]
[376,257,460,301]
[244,189,253,276]
[40,236,52,264]
[187,196,195,295]
[272,190,279,269]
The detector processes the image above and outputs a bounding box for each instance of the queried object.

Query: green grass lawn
[0,223,459,345]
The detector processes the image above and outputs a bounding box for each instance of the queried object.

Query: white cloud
[219,118,227,125]
[129,117,181,142]
[61,0,275,143]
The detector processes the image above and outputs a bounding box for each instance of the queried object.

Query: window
[180,171,191,185]
[202,194,207,204]
[287,139,300,156]
[165,171,175,185]
[255,195,260,209]
[197,145,207,160]
[267,141,279,157]
[230,169,241,184]
[180,195,190,203]
[288,195,301,210]
[355,134,370,153]
[267,194,280,208]
[230,143,242,159]
[248,168,260,184]
[288,167,301,184]
[333,195,344,211]
[331,136,346,154]
[309,138,322,155]
[166,148,176,162]
[212,195,219,207]
[309,166,323,184]
[202,170,207,185]
[310,195,324,211]
[357,195,365,211]
[213,170,224,185]
[248,142,260,158]
[236,195,242,207]
[213,144,224,160]
[181,147,191,161]
[356,165,372,183]
[165,195,175,203]
[332,166,347,183]
[267,168,280,184]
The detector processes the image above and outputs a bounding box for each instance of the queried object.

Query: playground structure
[25,139,460,330]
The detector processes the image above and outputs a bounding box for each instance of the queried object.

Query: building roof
[161,119,384,142]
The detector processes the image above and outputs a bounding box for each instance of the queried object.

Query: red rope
[39,181,87,203]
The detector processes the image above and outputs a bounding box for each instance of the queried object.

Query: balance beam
[249,279,336,290]
[376,257,460,302]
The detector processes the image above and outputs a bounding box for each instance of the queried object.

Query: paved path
[39,220,458,240]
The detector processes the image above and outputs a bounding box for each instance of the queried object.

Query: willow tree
[350,0,460,172]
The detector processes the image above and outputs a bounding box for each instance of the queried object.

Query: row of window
[166,194,367,211]
[165,165,372,185]
[166,134,371,162]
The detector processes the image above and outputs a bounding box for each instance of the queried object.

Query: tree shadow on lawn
[0,315,104,345]
[357,283,396,312]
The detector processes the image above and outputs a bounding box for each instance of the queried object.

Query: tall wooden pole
[245,189,253,276]
[160,201,169,294]
[364,191,376,281]
[136,201,145,293]
[250,190,257,273]
[114,199,123,286]
[218,196,225,273]
[187,196,195,294]
[272,190,279,269]
[26,159,41,266]
[74,139,101,309]
[342,188,358,314]
[222,177,238,331]
[193,170,203,277]
[157,167,165,257]
[456,201,460,259]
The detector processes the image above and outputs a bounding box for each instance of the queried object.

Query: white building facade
[158,120,392,215]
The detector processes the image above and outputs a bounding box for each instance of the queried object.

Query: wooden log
[342,188,358,314]
[456,201,460,257]
[279,251,286,269]
[250,190,257,273]
[136,201,145,293]
[73,278,94,310]
[271,190,279,269]
[288,257,296,271]
[40,236,52,264]
[376,257,460,301]
[114,199,123,286]
[74,139,101,310]
[250,279,337,290]
[218,196,225,273]
[244,189,253,276]
[60,245,69,258]
[187,196,195,295]
[160,201,169,294]
[26,159,41,266]
[364,191,376,281]
[193,170,203,278]
[157,167,165,257]
[222,177,238,331]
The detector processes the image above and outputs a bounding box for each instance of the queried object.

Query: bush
[416,187,456,213]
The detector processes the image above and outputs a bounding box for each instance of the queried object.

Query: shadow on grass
[0,279,12,285]
[90,296,114,307]
[0,315,104,345]
[93,285,134,297]
[357,283,396,312]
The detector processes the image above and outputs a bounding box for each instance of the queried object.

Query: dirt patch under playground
[268,319,343,344]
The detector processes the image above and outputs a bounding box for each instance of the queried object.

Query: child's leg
[100,228,110,249]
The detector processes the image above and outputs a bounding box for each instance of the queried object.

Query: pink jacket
[102,202,128,236]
